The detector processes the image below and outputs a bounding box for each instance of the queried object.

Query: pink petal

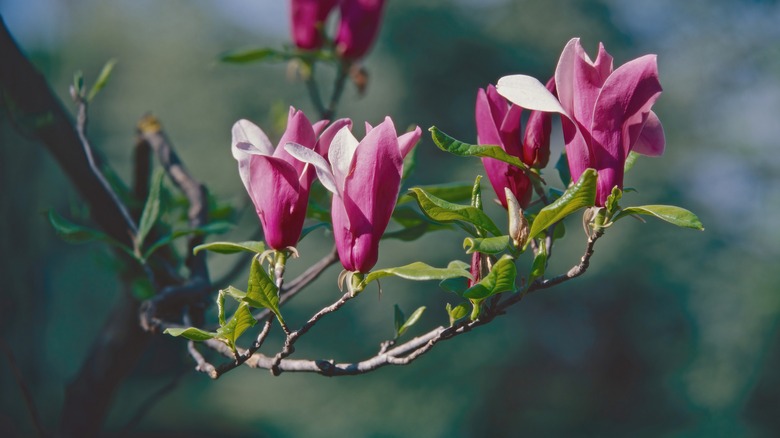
[397,125,422,159]
[631,111,665,157]
[590,54,662,204]
[247,155,308,250]
[341,117,403,272]
[274,107,317,177]
[475,88,503,147]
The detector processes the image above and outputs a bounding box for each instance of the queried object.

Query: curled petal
[274,107,317,176]
[397,125,422,159]
[232,119,274,156]
[285,142,339,196]
[328,126,361,193]
[632,111,665,157]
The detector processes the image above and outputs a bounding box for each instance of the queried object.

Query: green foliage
[47,210,133,256]
[216,303,257,353]
[361,260,472,289]
[527,168,597,245]
[445,302,469,326]
[193,240,266,255]
[87,58,117,101]
[219,47,294,64]
[394,305,426,339]
[614,205,704,230]
[429,126,534,175]
[463,236,511,255]
[396,182,474,206]
[462,255,517,300]
[164,326,219,342]
[528,242,547,288]
[408,187,502,236]
[135,168,165,254]
[244,257,284,324]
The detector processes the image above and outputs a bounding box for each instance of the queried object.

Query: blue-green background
[1,0,779,436]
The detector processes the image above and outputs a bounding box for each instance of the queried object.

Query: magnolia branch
[182,228,602,378]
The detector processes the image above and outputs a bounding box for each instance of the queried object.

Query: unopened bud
[582,206,605,238]
[505,188,530,248]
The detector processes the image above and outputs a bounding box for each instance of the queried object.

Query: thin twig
[189,230,603,377]
[271,289,354,375]
[1,339,47,438]
[253,245,339,322]
[210,314,274,379]
[73,96,138,236]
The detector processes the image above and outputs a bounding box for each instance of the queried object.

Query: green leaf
[528,244,547,286]
[394,305,405,335]
[48,209,110,244]
[471,175,482,210]
[429,126,535,177]
[614,205,704,230]
[299,222,329,242]
[193,240,266,255]
[555,151,572,187]
[605,186,622,216]
[408,187,502,236]
[396,182,474,206]
[527,168,597,244]
[164,326,218,342]
[216,303,257,352]
[143,222,234,260]
[463,255,517,300]
[135,169,165,251]
[446,302,469,326]
[624,151,640,173]
[243,257,283,322]
[87,58,117,101]
[440,277,468,296]
[463,236,511,255]
[219,47,292,64]
[362,260,472,287]
[48,210,133,256]
[396,306,426,338]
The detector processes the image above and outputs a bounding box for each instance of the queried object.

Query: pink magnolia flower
[475,82,553,209]
[286,117,421,273]
[497,38,665,206]
[290,0,339,50]
[232,107,350,250]
[334,0,386,60]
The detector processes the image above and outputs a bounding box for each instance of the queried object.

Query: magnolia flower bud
[505,188,530,248]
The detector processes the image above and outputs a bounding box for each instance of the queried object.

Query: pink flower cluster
[480,38,665,207]
[232,110,420,273]
[290,0,386,60]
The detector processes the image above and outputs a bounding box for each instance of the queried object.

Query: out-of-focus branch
[1,339,47,437]
[136,115,211,331]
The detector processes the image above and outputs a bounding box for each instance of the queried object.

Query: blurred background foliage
[1,0,779,436]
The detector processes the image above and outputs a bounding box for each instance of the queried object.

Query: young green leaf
[87,58,118,101]
[243,257,283,323]
[429,126,537,179]
[164,327,218,342]
[48,210,133,256]
[463,236,511,255]
[216,303,257,352]
[624,151,641,173]
[463,255,517,300]
[361,261,472,288]
[135,168,165,251]
[396,306,426,338]
[394,305,405,335]
[48,210,110,244]
[446,302,470,326]
[396,182,474,206]
[528,244,547,287]
[143,222,234,260]
[193,240,266,255]
[613,205,704,230]
[527,168,597,245]
[408,187,502,236]
[219,47,292,64]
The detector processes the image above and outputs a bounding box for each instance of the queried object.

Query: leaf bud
[505,188,530,248]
